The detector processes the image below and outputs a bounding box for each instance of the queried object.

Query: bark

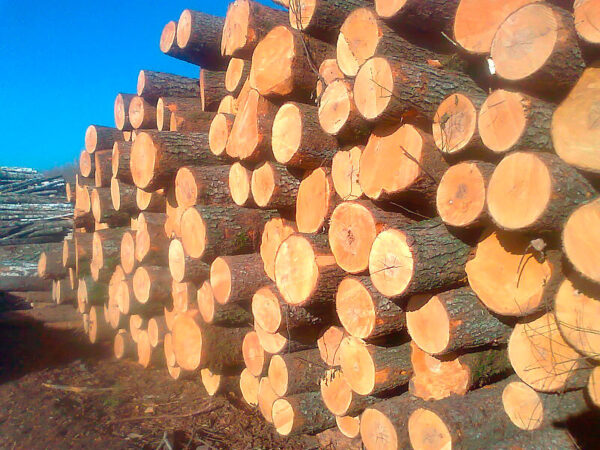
[242,330,272,377]
[376,0,460,35]
[268,348,326,396]
[255,321,320,354]
[133,265,172,304]
[320,368,380,416]
[0,276,51,292]
[91,187,130,226]
[206,302,252,326]
[136,188,166,212]
[200,325,250,371]
[211,253,270,305]
[78,276,109,314]
[200,69,227,112]
[110,178,137,215]
[85,125,122,154]
[175,165,233,208]
[169,239,210,283]
[135,226,170,267]
[88,305,113,344]
[111,141,133,183]
[129,96,157,130]
[251,162,301,209]
[492,427,578,450]
[137,70,200,103]
[157,96,204,132]
[170,110,216,133]
[225,58,250,95]
[272,392,336,436]
[62,238,76,268]
[174,10,228,71]
[38,249,67,279]
[315,428,361,450]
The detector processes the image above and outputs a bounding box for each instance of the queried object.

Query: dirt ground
[0,296,322,450]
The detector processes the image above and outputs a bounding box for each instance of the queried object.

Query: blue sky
[0,0,277,171]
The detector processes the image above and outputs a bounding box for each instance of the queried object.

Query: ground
[0,297,321,450]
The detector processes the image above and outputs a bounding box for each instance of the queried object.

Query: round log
[114,330,137,360]
[137,329,165,368]
[135,213,169,267]
[243,330,271,377]
[62,238,76,269]
[240,368,260,406]
[169,110,216,133]
[563,198,600,284]
[172,280,198,313]
[93,149,113,187]
[85,125,122,154]
[175,165,232,208]
[132,265,172,304]
[79,150,95,178]
[228,162,255,207]
[320,368,378,417]
[254,321,318,354]
[268,348,326,396]
[175,10,227,70]
[110,178,137,216]
[198,69,227,113]
[120,231,137,274]
[55,279,76,305]
[129,96,157,130]
[147,316,168,347]
[137,70,200,103]
[136,188,166,212]
[257,377,280,423]
[129,315,147,343]
[589,366,600,408]
[296,167,338,233]
[272,392,336,436]
[208,113,235,157]
[89,305,113,344]
[315,58,344,98]
[197,280,252,325]
[317,325,345,366]
[260,218,297,281]
[225,58,250,95]
[91,187,129,226]
[201,368,240,397]
[251,162,301,209]
[336,415,360,440]
[38,249,67,280]
[114,93,135,131]
[112,141,133,183]
[575,0,600,45]
[168,239,209,284]
[331,146,363,201]
[91,228,127,282]
[375,0,459,35]
[156,96,201,132]
[210,253,270,305]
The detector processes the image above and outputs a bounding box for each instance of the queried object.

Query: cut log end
[172,312,203,371]
[271,398,295,435]
[258,377,279,423]
[432,93,479,154]
[406,295,451,355]
[249,26,295,97]
[407,408,451,450]
[130,132,157,190]
[243,330,268,377]
[175,9,193,49]
[318,80,354,136]
[336,277,379,340]
[479,90,529,153]
[250,162,276,208]
[229,162,253,206]
[180,207,205,259]
[336,415,360,439]
[209,113,233,156]
[120,231,136,274]
[318,326,344,366]
[320,368,352,416]
[339,336,375,396]
[260,218,297,281]
[225,58,247,92]
[168,239,186,283]
[337,8,381,77]
[240,368,260,406]
[575,0,600,44]
[267,355,289,397]
[331,147,363,201]
[563,199,600,284]
[209,257,232,305]
[252,285,282,334]
[368,228,413,298]
[296,168,335,234]
[502,381,544,431]
[360,408,398,450]
[160,21,178,54]
[272,103,302,165]
[132,266,152,304]
[274,234,319,306]
[589,366,600,408]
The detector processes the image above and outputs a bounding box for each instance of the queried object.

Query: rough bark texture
[251,162,301,209]
[170,110,216,133]
[111,179,137,215]
[112,141,133,183]
[376,0,460,35]
[273,391,336,435]
[491,428,579,450]
[174,10,228,71]
[92,188,130,226]
[157,96,204,132]
[137,70,200,103]
[200,325,250,371]
[85,125,122,154]
[200,69,228,112]
[175,165,233,208]
[212,253,271,304]
[208,302,253,326]
[270,348,326,396]
[38,250,67,280]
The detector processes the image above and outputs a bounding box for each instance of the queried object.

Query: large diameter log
[156,96,203,132]
[318,80,371,143]
[336,8,438,78]
[275,233,345,307]
[249,25,334,101]
[358,124,447,204]
[436,161,494,228]
[110,178,137,215]
[563,199,600,285]
[575,1,600,45]
[85,125,122,154]
[329,200,415,274]
[180,205,276,261]
[375,0,459,35]
[272,392,336,436]
[132,265,172,305]
[168,239,209,284]
[208,113,234,157]
[225,58,250,95]
[111,141,133,183]
[268,348,326,396]
[409,342,511,401]
[288,0,370,42]
[369,219,471,299]
[478,90,554,154]
[91,187,129,226]
[406,287,511,356]
[296,167,338,233]
[320,369,378,417]
[174,10,227,71]
[353,56,485,124]
[331,146,363,201]
[226,89,277,161]
[317,325,344,366]
[260,218,297,281]
[272,102,340,169]
[251,162,300,209]
[466,229,561,317]
[114,93,135,131]
[508,313,585,393]
[137,70,200,103]
[221,0,288,59]
[88,305,113,344]
[128,96,157,130]
[228,162,255,207]
[38,249,67,279]
[174,165,232,208]
[491,3,585,97]
[336,276,405,340]
[130,131,226,190]
[243,330,271,377]
[486,152,595,232]
[340,337,412,396]
[210,253,270,304]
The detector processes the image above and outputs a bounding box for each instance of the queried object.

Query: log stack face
[47,0,600,447]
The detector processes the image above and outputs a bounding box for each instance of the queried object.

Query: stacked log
[47,0,600,446]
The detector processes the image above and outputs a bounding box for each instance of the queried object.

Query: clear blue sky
[0,0,277,171]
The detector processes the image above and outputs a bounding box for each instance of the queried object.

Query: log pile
[49,0,600,447]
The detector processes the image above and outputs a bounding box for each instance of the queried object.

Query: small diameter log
[91,187,129,226]
[318,80,371,143]
[336,416,361,440]
[432,92,486,156]
[288,0,369,42]
[329,200,416,274]
[172,280,198,312]
[240,368,260,406]
[120,231,136,275]
[268,348,326,396]
[296,167,338,233]
[91,228,127,282]
[221,0,288,59]
[555,274,600,360]
[175,165,232,208]
[199,69,227,112]
[156,96,201,132]
[137,330,165,368]
[210,253,271,305]
[63,239,76,269]
[358,124,447,204]
[258,377,280,423]
[243,330,272,377]
[129,315,147,343]
[249,25,334,101]
[315,58,344,98]
[38,250,67,280]
[436,161,495,228]
[502,381,592,432]
[78,276,108,314]
[129,96,157,130]
[112,141,133,183]
[320,368,379,417]
[75,231,94,271]
[218,95,237,115]
[255,321,319,354]
[228,162,255,207]
[164,332,177,367]
[409,342,511,401]
[79,150,95,177]
[197,280,252,325]
[114,93,135,131]
[174,10,227,71]
[201,369,240,397]
[251,162,300,209]
[226,89,277,162]
[465,229,561,317]
[208,113,235,157]
[75,175,92,213]
[331,146,363,201]
[164,307,178,331]
[491,3,585,97]
[119,280,162,317]
[169,110,216,133]
[487,152,595,232]
[180,205,276,260]
[136,188,166,212]
[252,285,326,334]
[88,305,113,344]
[133,265,172,305]
[55,279,76,305]
[114,330,137,360]
[339,336,412,396]
[272,102,340,169]
[509,313,584,393]
[85,125,122,154]
[148,316,168,347]
[110,178,137,215]
[130,131,227,190]
[317,325,345,366]
[478,89,554,154]
[563,198,600,284]
[353,56,485,124]
[272,391,336,436]
[336,276,405,340]
[135,213,169,266]
[369,219,471,299]
[375,0,459,35]
[225,58,250,95]
[168,239,209,284]
[260,218,297,281]
[406,287,512,356]
[137,70,200,103]
[275,233,346,307]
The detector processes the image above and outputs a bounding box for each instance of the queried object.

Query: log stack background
[45,0,600,448]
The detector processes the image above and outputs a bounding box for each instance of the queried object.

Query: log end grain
[432,93,479,155]
[563,198,600,284]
